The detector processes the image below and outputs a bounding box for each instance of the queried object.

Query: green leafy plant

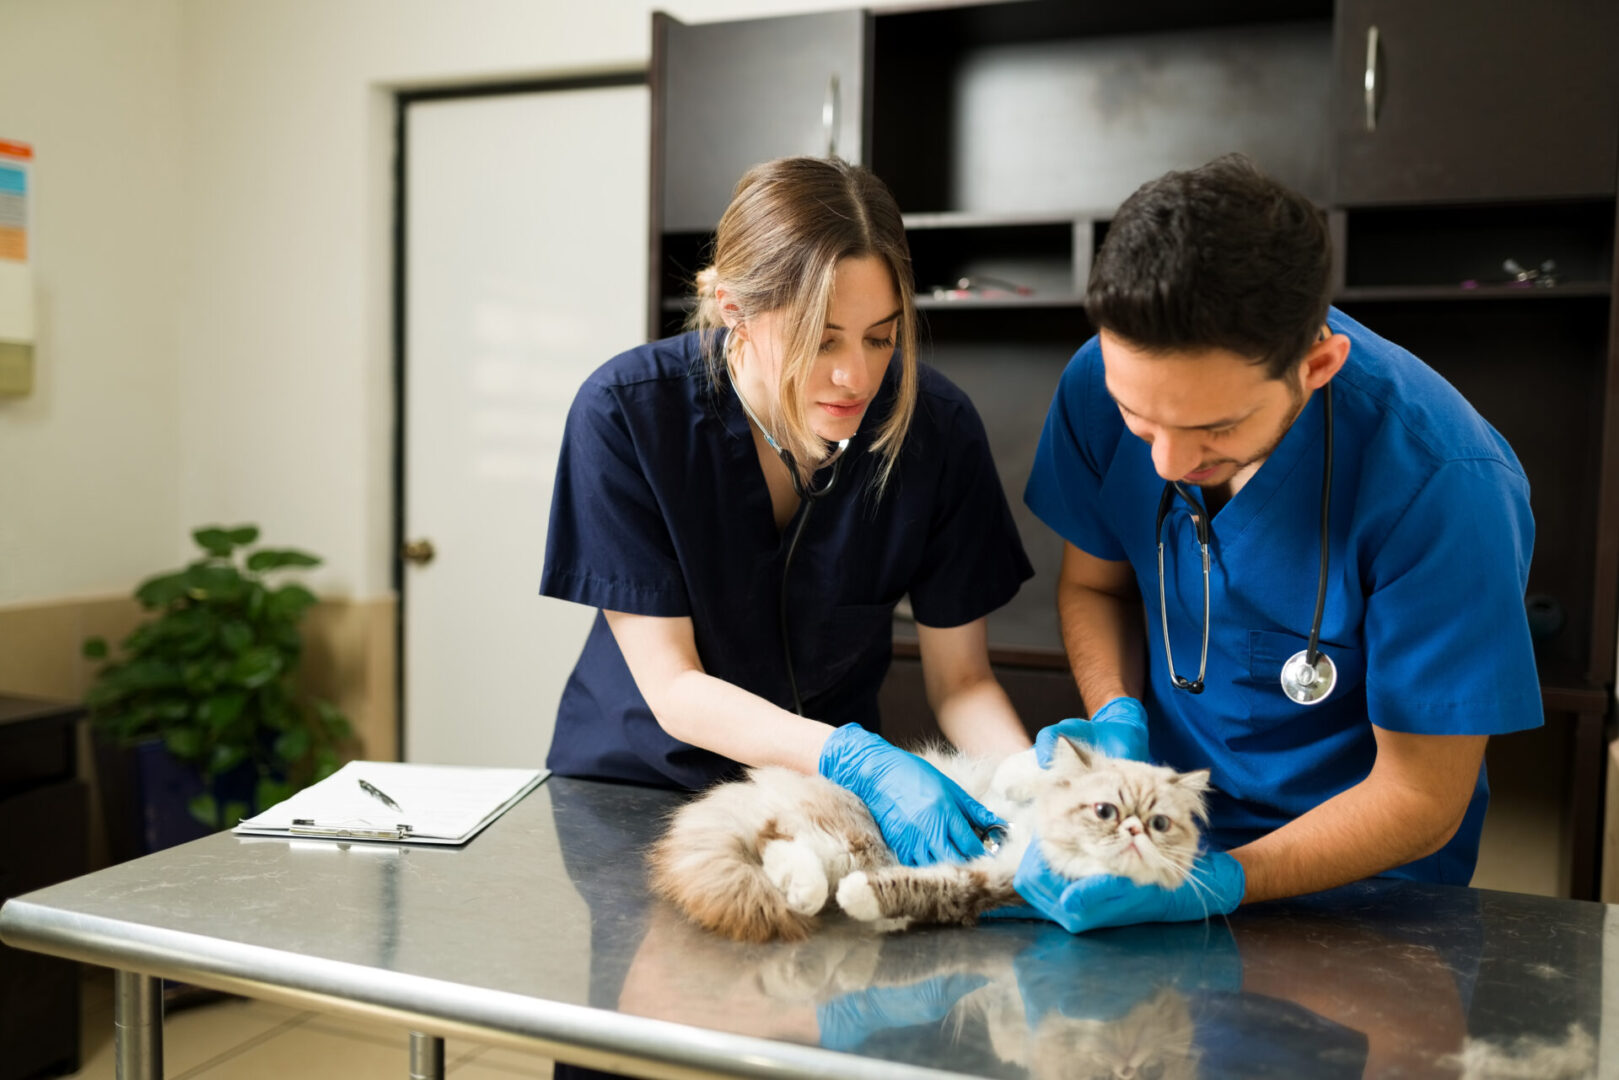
[83,524,353,828]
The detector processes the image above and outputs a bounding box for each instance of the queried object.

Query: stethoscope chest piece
[1280,649,1337,706]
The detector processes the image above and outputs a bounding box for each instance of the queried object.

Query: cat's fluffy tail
[649,811,819,944]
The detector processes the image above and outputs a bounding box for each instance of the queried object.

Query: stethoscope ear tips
[1280,649,1337,706]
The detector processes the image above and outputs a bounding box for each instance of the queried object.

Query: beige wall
[0,0,184,605]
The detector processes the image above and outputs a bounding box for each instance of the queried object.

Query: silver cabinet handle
[823,73,840,157]
[1364,25,1380,132]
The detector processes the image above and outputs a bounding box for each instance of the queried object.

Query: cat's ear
[1054,735,1094,769]
[1170,768,1211,792]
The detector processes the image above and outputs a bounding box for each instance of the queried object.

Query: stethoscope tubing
[1156,382,1335,704]
[735,377,850,715]
[1304,383,1333,667]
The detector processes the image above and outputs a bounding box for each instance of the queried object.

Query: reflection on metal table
[0,777,1610,1079]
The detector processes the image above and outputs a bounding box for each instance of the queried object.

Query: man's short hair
[1086,154,1331,380]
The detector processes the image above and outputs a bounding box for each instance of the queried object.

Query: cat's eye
[1150,814,1171,832]
[1093,802,1117,821]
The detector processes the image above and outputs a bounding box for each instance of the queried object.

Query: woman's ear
[714,284,745,336]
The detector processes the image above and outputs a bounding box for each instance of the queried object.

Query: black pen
[357,777,403,813]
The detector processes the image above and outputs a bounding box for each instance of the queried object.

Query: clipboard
[233,760,549,845]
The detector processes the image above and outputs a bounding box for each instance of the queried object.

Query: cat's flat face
[1035,739,1209,889]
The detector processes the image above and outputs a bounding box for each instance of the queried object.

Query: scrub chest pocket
[1237,629,1366,724]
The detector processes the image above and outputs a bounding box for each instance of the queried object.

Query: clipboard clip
[290,818,414,841]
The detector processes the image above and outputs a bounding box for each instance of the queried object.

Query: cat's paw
[835,871,885,922]
[762,839,830,914]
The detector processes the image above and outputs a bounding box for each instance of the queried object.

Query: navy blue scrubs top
[1025,308,1543,885]
[541,330,1034,790]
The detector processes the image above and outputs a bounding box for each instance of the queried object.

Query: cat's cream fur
[649,739,1210,942]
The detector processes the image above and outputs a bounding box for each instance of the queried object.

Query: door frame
[391,71,647,759]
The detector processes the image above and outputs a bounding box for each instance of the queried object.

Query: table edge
[0,897,972,1080]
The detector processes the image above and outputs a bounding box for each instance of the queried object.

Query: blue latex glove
[1013,920,1242,1023]
[818,723,1005,866]
[816,974,989,1052]
[1034,696,1151,764]
[1013,838,1246,934]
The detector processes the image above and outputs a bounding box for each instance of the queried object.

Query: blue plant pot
[94,735,263,861]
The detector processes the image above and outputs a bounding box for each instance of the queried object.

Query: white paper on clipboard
[233,760,548,845]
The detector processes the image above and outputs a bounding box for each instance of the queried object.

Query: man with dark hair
[1016,155,1542,931]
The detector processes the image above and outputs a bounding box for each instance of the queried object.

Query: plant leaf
[156,700,191,721]
[220,620,253,654]
[198,692,248,731]
[184,564,246,604]
[135,571,191,609]
[220,800,250,827]
[274,727,311,762]
[246,549,322,572]
[211,742,248,773]
[83,637,109,660]
[125,659,184,690]
[267,584,319,622]
[165,727,203,762]
[187,793,220,828]
[256,778,294,812]
[192,527,237,558]
[229,647,283,688]
[226,525,260,546]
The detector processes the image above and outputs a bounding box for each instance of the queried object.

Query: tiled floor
[61,969,553,1079]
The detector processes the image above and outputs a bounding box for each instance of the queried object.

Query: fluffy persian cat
[649,738,1210,942]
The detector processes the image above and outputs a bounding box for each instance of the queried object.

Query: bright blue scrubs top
[1024,308,1542,884]
[542,330,1034,790]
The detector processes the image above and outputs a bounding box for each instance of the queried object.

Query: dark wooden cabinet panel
[879,653,1084,748]
[649,0,1619,898]
[1333,0,1619,205]
[656,10,868,233]
[0,697,86,1080]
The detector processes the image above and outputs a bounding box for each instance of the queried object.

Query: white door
[403,85,649,767]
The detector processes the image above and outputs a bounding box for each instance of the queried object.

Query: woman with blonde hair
[541,155,1034,869]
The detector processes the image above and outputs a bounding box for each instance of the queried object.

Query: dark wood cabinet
[1332,0,1619,205]
[654,9,869,234]
[648,0,1619,897]
[0,695,86,1080]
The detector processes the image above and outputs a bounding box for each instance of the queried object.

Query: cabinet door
[657,11,868,232]
[1333,0,1619,205]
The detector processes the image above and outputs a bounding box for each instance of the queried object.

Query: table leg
[114,971,163,1080]
[409,1030,444,1080]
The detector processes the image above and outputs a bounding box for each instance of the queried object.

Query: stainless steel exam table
[2,776,1611,1079]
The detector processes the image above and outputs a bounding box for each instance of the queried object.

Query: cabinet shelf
[1336,283,1612,304]
[903,211,1095,231]
[917,294,1085,311]
[665,292,1092,312]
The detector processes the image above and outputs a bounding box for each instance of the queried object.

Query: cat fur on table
[648,738,1210,943]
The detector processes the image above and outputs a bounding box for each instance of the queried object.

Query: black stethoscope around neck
[733,379,851,502]
[1155,382,1337,706]
[734,379,851,716]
